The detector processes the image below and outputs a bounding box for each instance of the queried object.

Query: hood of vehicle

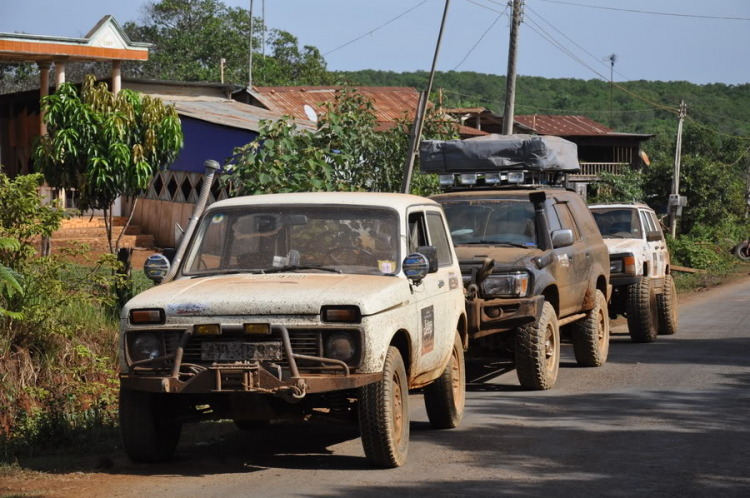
[454,245,542,269]
[602,238,646,254]
[125,273,411,317]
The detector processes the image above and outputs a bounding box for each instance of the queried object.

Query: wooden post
[38,62,50,136]
[111,60,122,94]
[670,100,687,238]
[502,0,523,135]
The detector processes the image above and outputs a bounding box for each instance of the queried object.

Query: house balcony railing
[572,162,630,178]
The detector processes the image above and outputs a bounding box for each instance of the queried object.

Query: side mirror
[551,229,574,248]
[646,231,663,242]
[403,253,430,283]
[144,254,171,284]
[417,246,439,273]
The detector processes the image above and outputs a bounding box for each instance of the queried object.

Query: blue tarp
[168,116,257,173]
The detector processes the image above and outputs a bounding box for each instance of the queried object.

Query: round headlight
[325,333,356,363]
[132,333,161,361]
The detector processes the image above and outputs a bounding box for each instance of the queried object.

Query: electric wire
[524,5,631,81]
[537,0,750,21]
[323,0,430,56]
[453,7,509,70]
[465,0,507,15]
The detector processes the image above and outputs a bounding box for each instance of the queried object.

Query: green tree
[225,88,459,196]
[0,237,23,320]
[123,0,334,86]
[33,75,183,254]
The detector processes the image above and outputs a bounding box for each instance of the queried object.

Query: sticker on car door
[421,305,434,354]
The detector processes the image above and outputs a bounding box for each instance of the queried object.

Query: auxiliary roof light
[439,174,455,186]
[484,173,501,184]
[507,171,525,184]
[459,173,477,185]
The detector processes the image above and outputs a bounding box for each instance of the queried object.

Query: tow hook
[278,379,308,403]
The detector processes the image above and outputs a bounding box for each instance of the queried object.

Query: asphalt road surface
[9,276,750,497]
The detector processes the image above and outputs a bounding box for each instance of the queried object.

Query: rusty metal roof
[253,86,421,122]
[513,115,613,136]
[162,98,316,132]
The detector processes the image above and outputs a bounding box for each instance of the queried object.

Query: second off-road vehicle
[589,202,678,342]
[423,135,611,390]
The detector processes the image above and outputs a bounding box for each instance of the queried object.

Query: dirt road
[4,276,750,497]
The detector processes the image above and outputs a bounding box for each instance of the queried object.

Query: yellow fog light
[194,324,221,335]
[244,323,271,335]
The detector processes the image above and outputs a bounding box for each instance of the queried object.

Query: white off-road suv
[120,192,467,468]
[589,203,678,342]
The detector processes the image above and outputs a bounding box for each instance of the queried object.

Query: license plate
[200,341,283,362]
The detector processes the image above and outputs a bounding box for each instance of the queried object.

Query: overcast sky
[2,0,749,85]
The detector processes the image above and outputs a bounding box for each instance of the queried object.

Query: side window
[408,212,428,253]
[547,203,562,232]
[640,211,655,234]
[426,212,453,266]
[553,204,580,241]
[648,212,664,238]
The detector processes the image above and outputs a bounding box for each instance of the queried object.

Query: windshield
[591,208,642,239]
[440,200,536,246]
[183,205,400,276]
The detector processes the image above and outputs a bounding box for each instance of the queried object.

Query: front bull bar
[123,325,368,396]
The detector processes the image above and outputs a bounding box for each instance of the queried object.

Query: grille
[166,329,321,366]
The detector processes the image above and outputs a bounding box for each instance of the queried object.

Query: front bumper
[121,325,381,396]
[610,274,641,287]
[465,295,544,338]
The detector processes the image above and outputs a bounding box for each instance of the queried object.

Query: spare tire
[734,242,750,262]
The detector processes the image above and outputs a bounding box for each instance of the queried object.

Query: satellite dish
[303,104,318,122]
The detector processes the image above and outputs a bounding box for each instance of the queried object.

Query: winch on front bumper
[120,325,381,397]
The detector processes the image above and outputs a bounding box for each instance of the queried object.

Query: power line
[524,5,631,81]
[537,0,750,21]
[453,9,509,70]
[323,0,430,56]
[464,0,507,15]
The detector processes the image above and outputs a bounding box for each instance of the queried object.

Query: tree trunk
[115,197,139,253]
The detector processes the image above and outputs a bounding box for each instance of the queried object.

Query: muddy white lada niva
[120,191,467,468]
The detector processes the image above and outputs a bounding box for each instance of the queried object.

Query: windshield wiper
[262,264,343,274]
[461,240,532,249]
[191,269,265,277]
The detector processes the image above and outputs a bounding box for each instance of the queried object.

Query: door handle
[438,280,445,288]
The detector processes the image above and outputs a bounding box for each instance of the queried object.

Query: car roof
[589,202,652,211]
[207,191,439,211]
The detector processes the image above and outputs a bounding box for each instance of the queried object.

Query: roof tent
[420,134,580,173]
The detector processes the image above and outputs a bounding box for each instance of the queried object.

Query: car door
[551,201,591,314]
[639,209,660,277]
[406,208,443,376]
[425,208,461,369]
[645,210,668,276]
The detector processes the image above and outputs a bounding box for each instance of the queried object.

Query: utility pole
[604,54,617,126]
[670,100,687,238]
[502,0,523,135]
[401,0,451,194]
[248,0,254,89]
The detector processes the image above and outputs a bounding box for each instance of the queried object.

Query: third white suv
[589,203,678,342]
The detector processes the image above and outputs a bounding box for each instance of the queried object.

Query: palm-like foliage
[0,237,23,319]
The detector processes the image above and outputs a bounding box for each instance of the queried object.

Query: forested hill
[336,70,750,142]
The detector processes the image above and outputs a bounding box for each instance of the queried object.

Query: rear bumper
[466,295,544,338]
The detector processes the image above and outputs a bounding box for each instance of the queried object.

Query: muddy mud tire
[424,331,465,429]
[657,273,678,335]
[119,388,182,463]
[514,301,560,390]
[626,276,659,343]
[571,289,610,367]
[358,346,410,468]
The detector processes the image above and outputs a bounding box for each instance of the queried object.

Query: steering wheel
[326,246,378,266]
